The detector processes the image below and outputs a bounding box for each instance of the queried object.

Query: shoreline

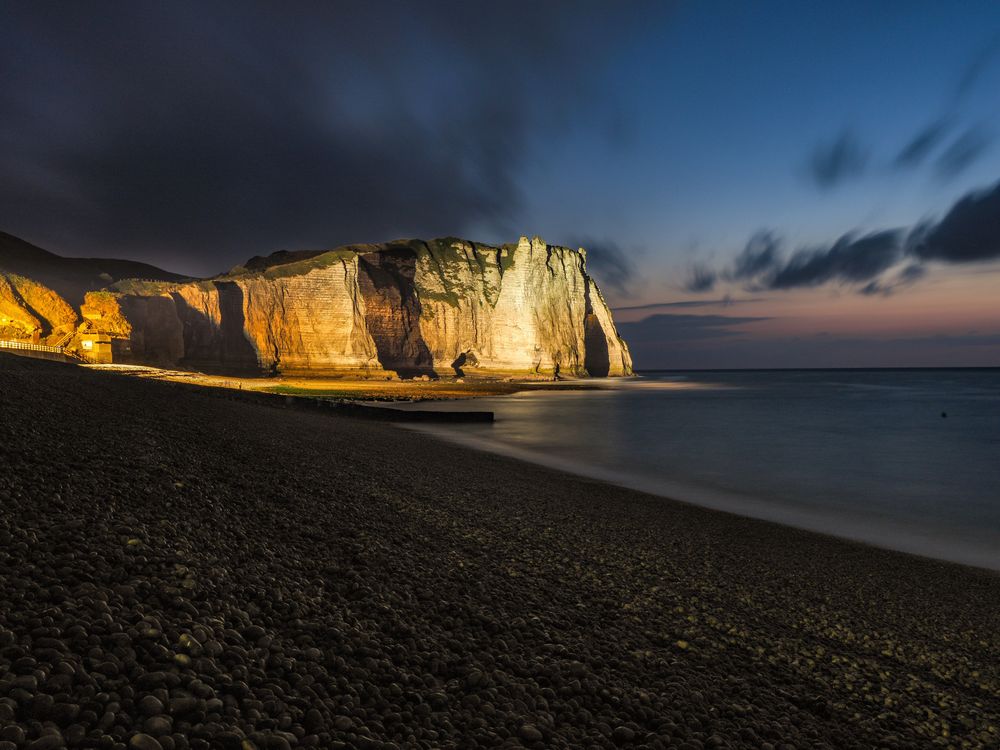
[2,352,998,748]
[48,358,1000,569]
[25,358,1000,568]
[404,424,1000,573]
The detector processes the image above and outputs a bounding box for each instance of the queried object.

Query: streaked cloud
[806,130,868,189]
[894,119,952,169]
[684,265,718,292]
[910,179,1000,262]
[933,127,994,179]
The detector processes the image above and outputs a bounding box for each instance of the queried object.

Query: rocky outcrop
[2,233,633,377]
[0,272,78,342]
[0,274,42,340]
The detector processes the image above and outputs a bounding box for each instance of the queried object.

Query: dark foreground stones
[0,353,998,748]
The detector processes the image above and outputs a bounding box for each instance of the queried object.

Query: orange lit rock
[0,273,42,339]
[9,236,633,377]
[81,291,131,337]
[0,272,78,342]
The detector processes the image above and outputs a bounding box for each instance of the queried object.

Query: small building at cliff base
[78,333,114,364]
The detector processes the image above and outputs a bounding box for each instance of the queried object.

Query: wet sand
[80,364,603,402]
[1,353,998,749]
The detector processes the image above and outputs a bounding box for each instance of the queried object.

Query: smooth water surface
[402,370,1000,569]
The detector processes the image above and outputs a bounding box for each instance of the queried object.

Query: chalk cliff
[1,233,633,377]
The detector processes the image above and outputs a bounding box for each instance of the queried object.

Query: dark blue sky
[2,1,1000,367]
[517,1,1000,290]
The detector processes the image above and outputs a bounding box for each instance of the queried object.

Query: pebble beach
[1,353,998,749]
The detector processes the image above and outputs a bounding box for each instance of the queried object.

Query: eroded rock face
[65,236,634,377]
[0,273,42,339]
[0,272,78,341]
[413,237,625,376]
[236,261,380,374]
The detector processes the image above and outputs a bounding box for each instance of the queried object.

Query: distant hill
[0,231,186,307]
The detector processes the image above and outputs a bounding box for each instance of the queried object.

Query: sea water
[402,370,1000,570]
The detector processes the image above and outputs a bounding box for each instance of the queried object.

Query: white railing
[0,340,64,354]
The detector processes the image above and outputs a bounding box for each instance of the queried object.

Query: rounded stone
[169,696,198,716]
[130,734,164,750]
[0,728,25,744]
[519,724,543,743]
[613,725,637,745]
[331,716,353,732]
[144,716,173,736]
[27,736,64,750]
[139,696,165,716]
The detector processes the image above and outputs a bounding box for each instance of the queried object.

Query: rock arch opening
[583,281,612,377]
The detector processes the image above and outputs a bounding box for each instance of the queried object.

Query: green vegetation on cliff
[112,279,180,296]
[259,248,360,280]
[414,238,506,308]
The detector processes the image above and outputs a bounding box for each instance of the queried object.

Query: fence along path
[0,339,65,354]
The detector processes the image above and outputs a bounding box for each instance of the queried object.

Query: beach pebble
[140,696,166,716]
[0,355,996,750]
[518,724,544,743]
[613,726,636,744]
[130,734,164,750]
[144,716,173,735]
[27,736,64,750]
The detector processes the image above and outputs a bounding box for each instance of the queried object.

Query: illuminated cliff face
[413,237,632,377]
[0,272,78,341]
[77,237,634,377]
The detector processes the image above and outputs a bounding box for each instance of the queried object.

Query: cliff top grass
[111,278,181,295]
[219,237,520,307]
[99,237,590,306]
[225,236,585,281]
[255,248,359,280]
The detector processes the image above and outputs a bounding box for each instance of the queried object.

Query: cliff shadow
[215,282,262,372]
[357,248,436,378]
[169,283,260,375]
[118,295,185,366]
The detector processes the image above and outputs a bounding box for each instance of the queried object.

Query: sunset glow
[2,1,999,368]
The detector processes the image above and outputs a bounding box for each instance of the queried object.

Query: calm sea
[403,370,1000,570]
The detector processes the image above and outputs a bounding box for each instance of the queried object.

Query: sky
[2,0,1000,368]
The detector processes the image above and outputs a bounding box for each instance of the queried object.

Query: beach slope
[1,354,997,749]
